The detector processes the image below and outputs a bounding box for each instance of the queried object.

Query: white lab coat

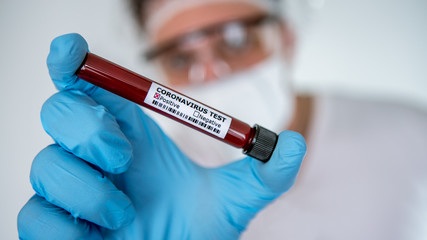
[242,94,427,240]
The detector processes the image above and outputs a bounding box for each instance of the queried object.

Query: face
[140,1,298,163]
[143,0,295,87]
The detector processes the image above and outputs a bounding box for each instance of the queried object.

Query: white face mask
[148,54,295,167]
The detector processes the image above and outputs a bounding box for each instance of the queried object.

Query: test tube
[76,53,278,162]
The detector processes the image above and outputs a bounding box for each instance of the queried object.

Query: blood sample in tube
[76,53,278,162]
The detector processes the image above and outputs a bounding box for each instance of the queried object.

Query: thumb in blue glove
[17,33,306,240]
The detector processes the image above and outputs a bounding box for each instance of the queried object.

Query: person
[17,0,427,239]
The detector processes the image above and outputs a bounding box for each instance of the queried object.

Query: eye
[218,22,258,55]
[162,51,194,72]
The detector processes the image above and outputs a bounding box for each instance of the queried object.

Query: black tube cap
[244,124,278,162]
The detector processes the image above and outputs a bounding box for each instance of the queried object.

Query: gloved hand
[17,33,306,240]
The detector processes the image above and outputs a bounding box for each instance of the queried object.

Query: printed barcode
[152,100,220,134]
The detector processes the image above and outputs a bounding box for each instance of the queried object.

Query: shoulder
[299,92,427,170]
[308,93,427,138]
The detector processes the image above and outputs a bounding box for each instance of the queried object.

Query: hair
[128,0,285,29]
[128,0,150,28]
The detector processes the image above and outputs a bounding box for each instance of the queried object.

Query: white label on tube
[144,82,232,139]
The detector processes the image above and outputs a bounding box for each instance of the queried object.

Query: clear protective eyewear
[145,14,282,86]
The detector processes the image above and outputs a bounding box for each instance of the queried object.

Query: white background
[1,0,426,239]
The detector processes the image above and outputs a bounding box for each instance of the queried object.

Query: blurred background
[1,0,426,238]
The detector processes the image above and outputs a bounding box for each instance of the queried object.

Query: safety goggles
[144,14,282,86]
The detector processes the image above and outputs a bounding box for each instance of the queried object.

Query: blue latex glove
[17,33,306,240]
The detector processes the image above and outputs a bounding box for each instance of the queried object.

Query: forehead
[146,1,268,46]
